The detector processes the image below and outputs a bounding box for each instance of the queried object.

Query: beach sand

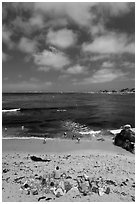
[2,136,135,202]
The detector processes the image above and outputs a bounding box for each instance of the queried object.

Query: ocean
[2,93,135,139]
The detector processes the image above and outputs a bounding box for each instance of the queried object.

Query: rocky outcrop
[114,124,135,153]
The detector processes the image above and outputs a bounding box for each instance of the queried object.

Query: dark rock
[121,192,127,196]
[46,197,52,201]
[3,168,9,173]
[38,196,46,201]
[131,196,135,201]
[97,138,105,142]
[64,181,72,192]
[106,179,117,186]
[32,189,38,195]
[66,176,72,179]
[114,127,135,153]
[14,176,25,183]
[92,186,99,194]
[105,187,110,194]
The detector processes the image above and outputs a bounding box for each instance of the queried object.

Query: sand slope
[2,138,135,202]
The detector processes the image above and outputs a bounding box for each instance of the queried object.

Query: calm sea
[2,93,135,139]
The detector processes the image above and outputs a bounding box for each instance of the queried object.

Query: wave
[57,109,67,112]
[109,128,135,135]
[2,108,20,113]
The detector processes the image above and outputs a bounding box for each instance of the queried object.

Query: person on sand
[77,137,80,143]
[64,132,67,138]
[43,138,47,144]
[72,134,76,140]
[53,166,61,179]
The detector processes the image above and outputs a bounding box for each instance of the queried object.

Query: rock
[105,187,110,194]
[77,179,90,195]
[14,176,25,183]
[38,196,46,201]
[97,138,105,142]
[131,196,135,201]
[3,168,9,173]
[32,189,38,195]
[92,186,99,194]
[114,125,135,153]
[98,187,105,196]
[53,187,65,197]
[64,181,72,193]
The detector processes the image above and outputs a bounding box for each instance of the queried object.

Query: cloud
[2,52,9,62]
[18,37,38,54]
[47,29,77,49]
[38,67,50,72]
[82,33,135,54]
[65,65,86,74]
[2,25,14,49]
[34,2,96,27]
[90,54,110,61]
[12,16,33,35]
[78,68,126,84]
[102,61,114,68]
[90,23,106,37]
[3,80,52,92]
[121,61,135,69]
[33,49,70,70]
[98,2,132,17]
[29,14,44,28]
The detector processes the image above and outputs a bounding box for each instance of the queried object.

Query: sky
[2,2,135,92]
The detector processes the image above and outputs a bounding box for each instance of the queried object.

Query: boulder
[114,125,135,153]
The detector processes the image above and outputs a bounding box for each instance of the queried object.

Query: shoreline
[2,136,134,156]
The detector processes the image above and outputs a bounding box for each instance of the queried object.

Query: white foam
[109,128,135,135]
[79,130,101,135]
[57,109,67,112]
[109,129,122,135]
[2,108,20,113]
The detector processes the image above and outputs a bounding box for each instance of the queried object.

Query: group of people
[43,132,81,144]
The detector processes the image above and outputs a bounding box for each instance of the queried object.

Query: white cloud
[29,14,44,28]
[2,25,14,49]
[33,49,70,70]
[34,2,96,27]
[82,33,135,54]
[38,67,50,72]
[3,81,52,92]
[90,54,110,61]
[47,29,77,49]
[18,37,38,54]
[102,61,114,68]
[65,65,86,74]
[79,68,126,84]
[98,2,131,16]
[121,61,135,69]
[2,52,9,62]
[90,23,106,37]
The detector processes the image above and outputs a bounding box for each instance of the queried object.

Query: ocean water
[2,93,135,139]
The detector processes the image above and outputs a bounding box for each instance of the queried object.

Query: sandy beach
[2,136,135,202]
